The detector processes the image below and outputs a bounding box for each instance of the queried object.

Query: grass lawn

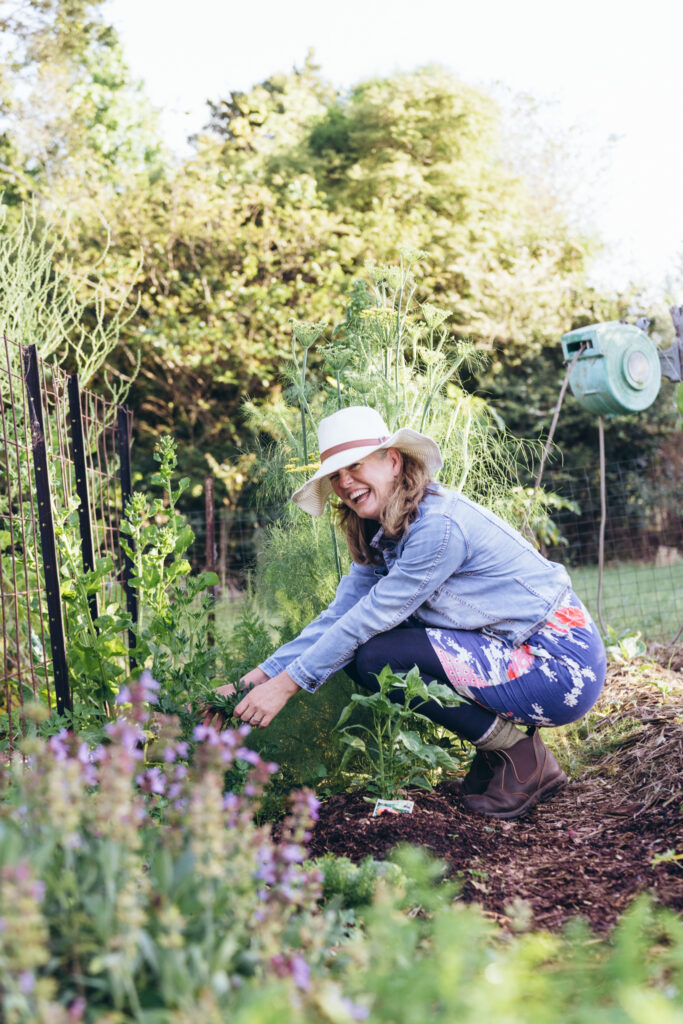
[569,559,683,642]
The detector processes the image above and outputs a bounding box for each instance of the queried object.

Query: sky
[107,0,683,298]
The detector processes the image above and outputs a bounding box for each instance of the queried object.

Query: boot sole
[463,773,568,821]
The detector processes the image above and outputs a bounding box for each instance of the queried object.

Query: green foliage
[256,510,344,642]
[56,506,130,721]
[215,596,277,681]
[309,853,405,909]
[3,687,683,1022]
[335,665,464,799]
[120,436,224,724]
[5,27,634,488]
[605,629,648,664]
[0,206,139,401]
[247,254,554,529]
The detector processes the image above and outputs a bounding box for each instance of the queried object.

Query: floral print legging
[348,592,606,744]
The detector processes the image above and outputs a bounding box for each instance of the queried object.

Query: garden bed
[307,660,683,933]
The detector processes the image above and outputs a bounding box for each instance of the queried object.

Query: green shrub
[335,665,465,798]
[310,853,405,909]
[1,681,682,1022]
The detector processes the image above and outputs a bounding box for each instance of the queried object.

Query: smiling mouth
[349,488,371,505]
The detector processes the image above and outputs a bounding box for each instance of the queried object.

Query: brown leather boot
[461,729,568,820]
[460,750,494,795]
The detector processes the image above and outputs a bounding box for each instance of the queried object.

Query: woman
[212,406,606,820]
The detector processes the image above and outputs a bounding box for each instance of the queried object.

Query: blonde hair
[333,450,434,565]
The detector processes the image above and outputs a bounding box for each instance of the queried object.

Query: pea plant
[119,436,223,725]
[37,436,224,743]
[335,665,464,799]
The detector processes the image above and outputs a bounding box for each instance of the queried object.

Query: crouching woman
[210,406,606,820]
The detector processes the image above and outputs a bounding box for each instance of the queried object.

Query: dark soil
[307,661,683,933]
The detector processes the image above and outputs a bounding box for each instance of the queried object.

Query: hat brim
[290,427,443,516]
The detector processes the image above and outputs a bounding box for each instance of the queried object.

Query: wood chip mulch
[306,660,683,933]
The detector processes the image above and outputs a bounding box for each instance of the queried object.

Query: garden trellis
[0,334,133,750]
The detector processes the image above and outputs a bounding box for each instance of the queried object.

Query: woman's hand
[234,670,300,729]
[202,667,271,727]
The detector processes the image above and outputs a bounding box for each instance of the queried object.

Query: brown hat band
[319,436,389,463]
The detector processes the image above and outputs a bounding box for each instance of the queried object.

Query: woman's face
[328,448,402,519]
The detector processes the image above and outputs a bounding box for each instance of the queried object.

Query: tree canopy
[0,2,676,496]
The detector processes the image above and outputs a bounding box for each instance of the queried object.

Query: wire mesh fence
[0,336,56,738]
[188,457,683,644]
[543,459,682,643]
[0,336,133,751]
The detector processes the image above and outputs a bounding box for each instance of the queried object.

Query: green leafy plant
[56,504,131,723]
[605,628,647,663]
[198,680,249,725]
[1,680,683,1021]
[309,853,405,909]
[120,436,224,725]
[335,664,464,798]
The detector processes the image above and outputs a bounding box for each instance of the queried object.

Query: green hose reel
[561,321,662,416]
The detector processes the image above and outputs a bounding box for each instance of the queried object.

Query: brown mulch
[307,659,683,933]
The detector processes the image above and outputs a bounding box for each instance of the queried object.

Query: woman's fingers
[234,673,299,729]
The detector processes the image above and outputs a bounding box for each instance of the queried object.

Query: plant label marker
[372,799,415,817]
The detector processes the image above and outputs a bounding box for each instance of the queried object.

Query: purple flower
[136,767,166,795]
[115,685,132,706]
[139,670,160,701]
[340,997,370,1020]
[290,955,311,991]
[48,729,70,761]
[193,723,219,744]
[163,740,189,763]
[280,843,304,864]
[68,996,86,1020]
[236,748,261,765]
[105,720,144,759]
[18,970,35,994]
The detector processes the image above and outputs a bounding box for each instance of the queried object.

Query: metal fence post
[117,406,137,664]
[23,344,72,715]
[67,373,98,625]
[205,474,217,643]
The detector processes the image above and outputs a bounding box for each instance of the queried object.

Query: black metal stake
[23,344,72,715]
[67,373,98,625]
[117,406,137,665]
[205,474,216,645]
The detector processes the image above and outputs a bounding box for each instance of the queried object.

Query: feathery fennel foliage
[0,204,139,403]
[245,249,542,519]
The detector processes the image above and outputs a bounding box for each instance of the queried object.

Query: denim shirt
[259,487,571,693]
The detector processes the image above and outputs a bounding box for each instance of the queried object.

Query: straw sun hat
[291,406,443,516]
